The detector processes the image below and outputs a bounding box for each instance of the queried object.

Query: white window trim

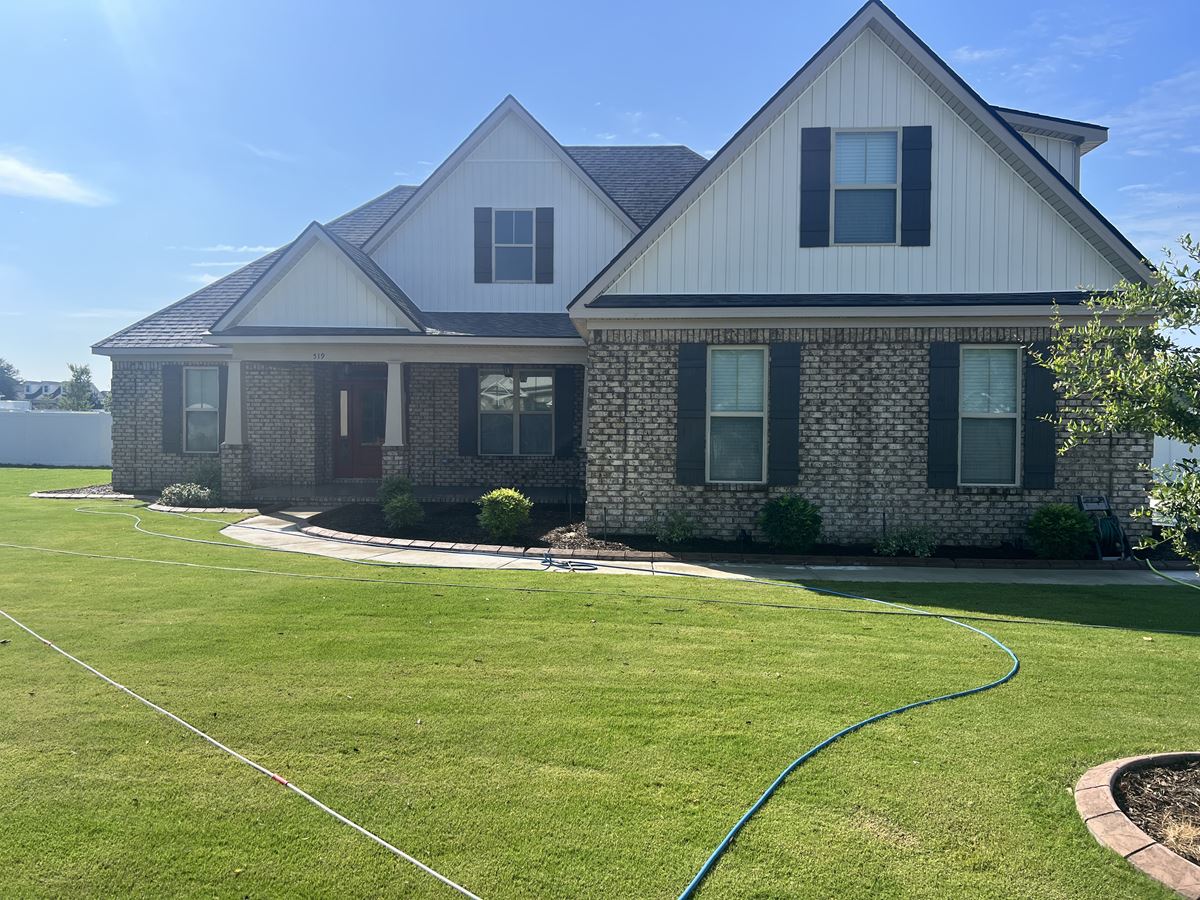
[830,128,901,247]
[183,365,220,455]
[492,208,536,284]
[705,345,768,485]
[478,366,555,457]
[957,344,1022,488]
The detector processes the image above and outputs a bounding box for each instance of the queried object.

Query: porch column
[384,362,404,446]
[219,360,250,504]
[224,360,243,444]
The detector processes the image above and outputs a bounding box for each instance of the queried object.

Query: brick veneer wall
[243,362,319,487]
[584,326,1152,545]
[399,363,585,490]
[110,360,227,493]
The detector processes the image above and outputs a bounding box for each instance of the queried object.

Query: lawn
[1,467,1197,899]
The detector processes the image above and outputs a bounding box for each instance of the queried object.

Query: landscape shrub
[382,492,424,530]
[191,459,222,495]
[654,510,697,546]
[757,495,822,552]
[1027,503,1095,559]
[378,475,414,505]
[477,488,533,541]
[874,525,939,558]
[159,482,215,508]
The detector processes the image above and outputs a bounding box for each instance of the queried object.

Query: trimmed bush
[654,510,697,547]
[1027,503,1095,559]
[477,488,532,541]
[382,492,424,530]
[757,495,822,552]
[378,475,414,505]
[159,482,215,508]
[874,525,939,558]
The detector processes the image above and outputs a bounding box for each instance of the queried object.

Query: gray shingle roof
[565,145,708,228]
[95,145,706,351]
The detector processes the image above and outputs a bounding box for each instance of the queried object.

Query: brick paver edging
[297,523,1195,569]
[1075,752,1200,899]
[147,503,259,515]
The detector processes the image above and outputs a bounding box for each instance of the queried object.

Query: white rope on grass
[0,607,482,900]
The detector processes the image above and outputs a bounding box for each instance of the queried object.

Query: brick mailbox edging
[1075,752,1200,899]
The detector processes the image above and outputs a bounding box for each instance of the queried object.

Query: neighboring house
[20,381,63,408]
[94,1,1154,545]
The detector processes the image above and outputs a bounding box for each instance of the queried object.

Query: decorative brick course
[584,326,1152,544]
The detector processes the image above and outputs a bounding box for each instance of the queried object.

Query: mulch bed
[1116,759,1200,865]
[35,483,124,497]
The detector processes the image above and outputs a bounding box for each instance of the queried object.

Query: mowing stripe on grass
[0,608,483,900]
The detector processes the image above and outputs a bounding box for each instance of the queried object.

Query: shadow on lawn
[799,581,1200,635]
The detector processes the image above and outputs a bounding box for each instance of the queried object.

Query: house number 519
[312,352,326,360]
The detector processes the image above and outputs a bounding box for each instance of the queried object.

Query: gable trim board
[210,222,423,334]
[568,0,1150,312]
[362,96,637,254]
[994,106,1108,153]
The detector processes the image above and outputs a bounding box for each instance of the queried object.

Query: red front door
[333,378,386,478]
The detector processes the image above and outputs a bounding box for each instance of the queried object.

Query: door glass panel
[339,390,349,437]
[361,388,386,445]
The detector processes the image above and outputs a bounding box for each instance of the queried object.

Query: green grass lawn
[1,467,1198,899]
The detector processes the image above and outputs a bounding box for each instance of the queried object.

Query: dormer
[994,107,1108,190]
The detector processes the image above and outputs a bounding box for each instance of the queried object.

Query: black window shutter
[458,366,478,456]
[1023,341,1057,489]
[901,126,932,247]
[800,127,831,248]
[767,343,802,485]
[535,207,554,284]
[473,207,492,283]
[217,365,228,445]
[927,342,959,488]
[676,343,707,485]
[161,364,183,455]
[553,365,576,457]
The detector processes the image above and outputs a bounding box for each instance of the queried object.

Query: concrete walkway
[220,511,1200,587]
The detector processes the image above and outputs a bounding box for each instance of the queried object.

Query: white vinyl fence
[0,410,112,467]
[1153,436,1197,471]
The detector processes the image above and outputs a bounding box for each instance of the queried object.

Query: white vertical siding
[1022,133,1081,188]
[240,239,412,328]
[607,29,1122,297]
[372,114,634,313]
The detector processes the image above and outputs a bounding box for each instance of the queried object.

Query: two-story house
[95,1,1154,546]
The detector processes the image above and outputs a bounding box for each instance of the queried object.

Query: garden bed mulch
[306,502,1194,568]
[29,483,138,500]
[1117,759,1200,865]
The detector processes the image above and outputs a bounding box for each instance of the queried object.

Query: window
[707,347,766,483]
[959,347,1020,486]
[183,367,220,453]
[479,368,553,455]
[493,209,534,282]
[833,130,898,244]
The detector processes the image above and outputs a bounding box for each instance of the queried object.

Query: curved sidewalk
[220,510,1199,586]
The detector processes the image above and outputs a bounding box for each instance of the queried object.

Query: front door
[333,377,386,478]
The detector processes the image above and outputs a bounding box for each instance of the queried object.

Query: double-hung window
[493,209,534,282]
[183,367,220,453]
[959,347,1021,486]
[707,347,767,483]
[479,368,553,455]
[833,130,898,244]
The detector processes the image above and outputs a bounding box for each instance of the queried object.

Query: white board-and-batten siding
[1022,133,1081,188]
[239,238,411,329]
[605,29,1122,298]
[373,115,634,314]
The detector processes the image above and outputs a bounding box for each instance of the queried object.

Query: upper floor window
[959,347,1020,486]
[183,366,220,453]
[493,209,534,282]
[833,130,898,244]
[479,367,554,455]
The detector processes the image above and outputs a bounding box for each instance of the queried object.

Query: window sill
[701,481,770,492]
[956,484,1025,495]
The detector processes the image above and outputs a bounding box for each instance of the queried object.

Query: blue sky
[1,0,1197,388]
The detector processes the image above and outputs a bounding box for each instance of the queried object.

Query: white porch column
[224,359,243,444]
[384,361,405,446]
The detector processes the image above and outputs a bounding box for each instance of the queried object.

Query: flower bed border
[1075,752,1200,899]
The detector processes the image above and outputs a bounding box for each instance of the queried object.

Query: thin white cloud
[188,260,253,268]
[1112,184,1200,260]
[1105,67,1200,156]
[176,244,277,253]
[953,45,1008,63]
[595,132,617,142]
[242,142,295,163]
[64,307,153,319]
[0,153,111,206]
[183,273,221,286]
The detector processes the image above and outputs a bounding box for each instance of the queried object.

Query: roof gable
[570,0,1151,310]
[212,222,422,333]
[361,96,638,253]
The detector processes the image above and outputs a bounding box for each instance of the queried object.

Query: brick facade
[584,326,1152,545]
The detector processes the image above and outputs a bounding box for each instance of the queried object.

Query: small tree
[59,363,98,411]
[0,358,19,401]
[1044,234,1200,570]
